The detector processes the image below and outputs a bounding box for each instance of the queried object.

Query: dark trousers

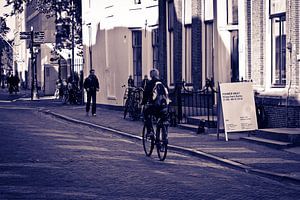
[86,90,97,114]
[144,105,168,132]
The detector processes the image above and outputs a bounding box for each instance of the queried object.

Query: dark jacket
[142,78,149,90]
[84,74,99,92]
[128,77,134,87]
[141,77,159,105]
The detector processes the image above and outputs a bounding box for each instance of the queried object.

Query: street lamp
[30,26,39,100]
[87,22,92,71]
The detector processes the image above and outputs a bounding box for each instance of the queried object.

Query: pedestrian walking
[7,73,14,94]
[127,75,134,87]
[13,74,20,93]
[141,75,149,90]
[84,69,99,116]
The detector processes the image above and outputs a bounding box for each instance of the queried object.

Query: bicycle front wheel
[124,99,129,119]
[142,125,154,157]
[156,126,168,161]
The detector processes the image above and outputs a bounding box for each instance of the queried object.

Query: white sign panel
[219,82,258,135]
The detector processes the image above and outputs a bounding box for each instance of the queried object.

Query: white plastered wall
[82,0,158,106]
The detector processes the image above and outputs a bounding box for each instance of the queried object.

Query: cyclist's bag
[152,81,170,107]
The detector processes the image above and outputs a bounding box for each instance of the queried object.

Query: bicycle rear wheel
[156,126,168,161]
[142,125,154,157]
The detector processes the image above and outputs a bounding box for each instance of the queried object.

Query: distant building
[21,1,84,96]
[14,7,27,88]
[24,2,57,95]
[0,40,13,76]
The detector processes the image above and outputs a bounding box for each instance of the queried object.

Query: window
[167,1,174,85]
[227,0,238,25]
[205,22,214,80]
[184,26,192,83]
[270,0,286,16]
[269,0,286,86]
[168,1,174,31]
[271,15,286,86]
[184,0,192,25]
[132,30,142,87]
[152,28,159,69]
[184,0,192,83]
[204,0,214,21]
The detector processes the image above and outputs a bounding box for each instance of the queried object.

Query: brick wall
[191,0,202,89]
[263,105,300,128]
[246,0,251,80]
[290,0,300,87]
[250,0,265,86]
[158,0,167,82]
[256,96,300,128]
[295,0,300,87]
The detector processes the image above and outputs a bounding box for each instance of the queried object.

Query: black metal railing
[168,78,217,126]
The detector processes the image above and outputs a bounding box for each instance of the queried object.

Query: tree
[0,16,11,86]
[4,0,82,53]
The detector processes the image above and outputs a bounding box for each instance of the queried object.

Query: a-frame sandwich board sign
[217,82,258,141]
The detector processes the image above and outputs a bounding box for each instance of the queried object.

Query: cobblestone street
[0,93,299,199]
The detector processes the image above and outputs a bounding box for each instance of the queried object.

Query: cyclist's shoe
[92,113,97,117]
[159,143,166,152]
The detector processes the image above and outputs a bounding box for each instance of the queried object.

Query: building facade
[82,0,159,107]
[158,0,300,127]
[14,8,27,88]
[159,0,300,98]
[25,3,57,95]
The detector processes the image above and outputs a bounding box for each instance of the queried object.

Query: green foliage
[4,0,83,55]
[0,17,10,35]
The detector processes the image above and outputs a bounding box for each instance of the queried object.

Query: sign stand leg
[225,130,228,141]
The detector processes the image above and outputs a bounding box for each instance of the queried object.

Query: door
[44,64,58,95]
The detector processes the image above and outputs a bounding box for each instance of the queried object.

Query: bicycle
[142,112,169,161]
[123,86,143,120]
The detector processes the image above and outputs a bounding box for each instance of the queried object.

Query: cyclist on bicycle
[141,69,169,142]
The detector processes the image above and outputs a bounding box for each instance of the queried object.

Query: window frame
[184,24,192,84]
[227,0,238,25]
[132,30,142,87]
[270,14,286,87]
[168,1,174,31]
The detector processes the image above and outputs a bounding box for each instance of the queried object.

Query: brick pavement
[43,101,300,184]
[1,88,299,184]
[2,107,299,199]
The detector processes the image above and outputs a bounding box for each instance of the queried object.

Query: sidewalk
[38,100,300,185]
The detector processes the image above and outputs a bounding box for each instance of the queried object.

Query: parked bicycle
[122,85,143,120]
[58,80,82,105]
[142,113,169,161]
